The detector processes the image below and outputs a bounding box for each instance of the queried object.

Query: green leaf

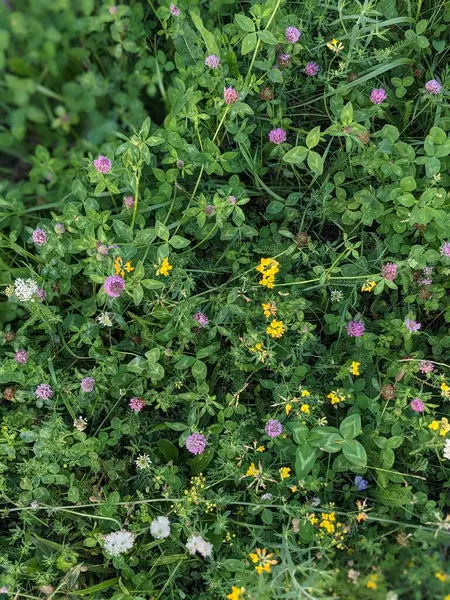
[307,150,324,175]
[257,30,277,45]
[235,13,255,32]
[155,220,170,241]
[241,32,257,55]
[261,508,273,524]
[157,439,179,462]
[295,443,317,477]
[339,414,361,440]
[340,102,353,125]
[306,126,321,149]
[141,279,165,289]
[169,235,190,249]
[189,11,220,55]
[282,145,308,165]
[191,360,207,380]
[342,439,367,467]
[187,447,214,474]
[112,220,134,242]
[133,284,143,305]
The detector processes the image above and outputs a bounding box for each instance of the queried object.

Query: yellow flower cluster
[361,280,376,292]
[183,474,205,504]
[286,391,311,415]
[227,586,245,600]
[279,467,291,480]
[246,462,260,477]
[262,301,277,318]
[249,548,278,575]
[350,361,360,376]
[435,571,448,583]
[319,511,336,534]
[328,390,345,405]
[309,511,348,549]
[326,38,344,53]
[366,574,379,590]
[429,417,450,436]
[441,382,450,397]
[266,319,286,338]
[156,257,172,276]
[256,258,279,289]
[114,256,134,277]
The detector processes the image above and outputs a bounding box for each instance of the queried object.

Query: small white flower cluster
[185,534,213,558]
[443,438,450,460]
[150,516,171,539]
[103,529,136,556]
[73,416,87,431]
[13,278,38,302]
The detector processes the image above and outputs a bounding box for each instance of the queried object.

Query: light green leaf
[342,439,367,467]
[241,32,257,55]
[283,145,308,165]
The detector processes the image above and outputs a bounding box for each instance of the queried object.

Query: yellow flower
[429,420,440,431]
[249,548,278,575]
[361,280,376,292]
[266,319,286,338]
[246,463,259,477]
[441,382,450,397]
[262,302,277,318]
[440,417,450,437]
[227,587,245,600]
[366,574,378,590]
[256,258,279,288]
[279,467,291,480]
[250,342,263,353]
[328,391,345,405]
[300,404,310,414]
[326,38,344,53]
[301,390,310,397]
[114,256,134,278]
[320,520,335,534]
[285,403,292,415]
[435,572,448,583]
[308,514,318,525]
[290,485,297,492]
[444,595,450,600]
[350,361,360,376]
[156,257,173,276]
[257,445,265,453]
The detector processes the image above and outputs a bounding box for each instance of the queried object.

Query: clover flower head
[425,79,442,95]
[93,155,112,174]
[268,128,287,144]
[32,228,48,246]
[305,61,320,76]
[35,383,54,400]
[381,262,398,281]
[410,398,425,413]
[420,360,434,374]
[223,86,239,105]
[124,195,135,209]
[440,241,450,257]
[129,397,146,412]
[370,88,387,104]
[265,419,283,438]
[405,319,421,332]
[15,350,28,365]
[150,516,171,539]
[185,432,208,455]
[169,4,180,16]
[104,275,125,298]
[14,278,39,302]
[204,54,220,69]
[81,377,95,392]
[285,26,301,43]
[347,320,365,337]
[103,530,135,556]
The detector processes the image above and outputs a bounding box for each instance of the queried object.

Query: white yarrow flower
[135,454,152,469]
[150,516,171,539]
[443,438,450,460]
[103,530,135,556]
[14,278,39,302]
[330,289,343,303]
[186,534,213,558]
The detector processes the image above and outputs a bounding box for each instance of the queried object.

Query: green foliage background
[1,0,450,598]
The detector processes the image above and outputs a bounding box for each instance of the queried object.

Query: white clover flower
[14,278,38,302]
[443,439,450,460]
[386,593,398,600]
[150,516,171,539]
[97,311,114,327]
[73,416,87,431]
[330,289,343,303]
[135,454,152,470]
[186,534,213,558]
[103,530,135,556]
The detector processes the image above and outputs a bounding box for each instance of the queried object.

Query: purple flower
[370,88,387,105]
[185,432,208,455]
[15,350,28,365]
[193,312,209,327]
[96,242,110,256]
[109,5,118,15]
[204,54,220,69]
[223,86,239,105]
[265,419,283,438]
[268,128,287,144]
[35,383,54,400]
[304,61,320,76]
[410,398,425,413]
[285,26,301,43]
[440,241,450,257]
[129,397,146,412]
[169,3,180,16]
[347,320,365,337]
[104,275,125,298]
[425,79,442,95]
[124,195,135,210]
[93,155,112,174]
[227,195,237,205]
[420,360,434,374]
[381,262,398,281]
[81,377,95,392]
[32,229,48,246]
[35,288,46,302]
[423,266,433,276]
[277,53,291,68]
[204,204,216,216]
[54,223,65,235]
[418,278,432,286]
[405,319,421,332]
[354,475,368,491]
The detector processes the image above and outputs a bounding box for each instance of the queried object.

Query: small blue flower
[355,475,369,491]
